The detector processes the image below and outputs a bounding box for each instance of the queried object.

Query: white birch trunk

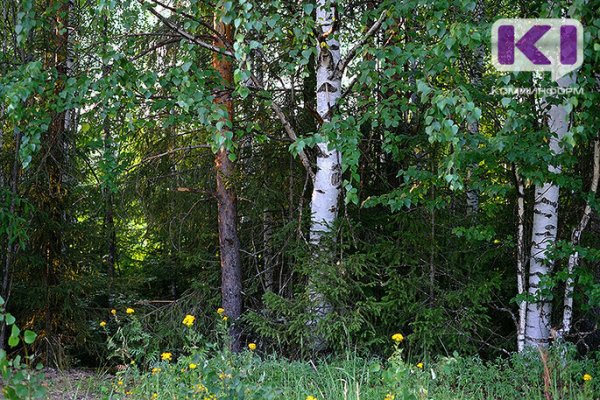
[524,74,575,348]
[514,166,527,352]
[559,138,600,338]
[309,0,342,248]
[307,0,343,333]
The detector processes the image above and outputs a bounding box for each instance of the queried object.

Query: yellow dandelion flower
[391,333,404,343]
[306,396,317,400]
[583,373,592,381]
[217,307,225,315]
[117,380,123,386]
[126,308,134,314]
[222,316,228,321]
[152,394,158,399]
[416,362,424,369]
[248,343,257,351]
[111,309,117,316]
[161,352,172,362]
[384,394,395,400]
[99,321,107,327]
[152,367,161,375]
[189,363,197,370]
[125,391,132,395]
[182,314,196,327]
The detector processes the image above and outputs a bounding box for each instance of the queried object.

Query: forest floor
[44,369,104,400]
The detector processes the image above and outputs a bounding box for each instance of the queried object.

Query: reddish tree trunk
[212,16,242,352]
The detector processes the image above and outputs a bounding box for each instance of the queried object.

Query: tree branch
[247,74,315,181]
[334,10,387,79]
[137,0,233,57]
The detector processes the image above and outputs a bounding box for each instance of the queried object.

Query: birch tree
[524,74,575,348]
[559,137,600,339]
[306,2,386,344]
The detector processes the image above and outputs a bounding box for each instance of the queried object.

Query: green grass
[76,346,598,400]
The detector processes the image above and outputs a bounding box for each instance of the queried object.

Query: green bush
[0,296,46,400]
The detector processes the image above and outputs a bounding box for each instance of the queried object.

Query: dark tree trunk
[42,0,71,366]
[212,15,242,352]
[0,129,21,350]
[102,14,116,305]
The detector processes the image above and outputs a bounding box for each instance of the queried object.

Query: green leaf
[5,313,15,325]
[24,330,37,345]
[303,4,314,14]
[181,62,192,73]
[8,336,19,348]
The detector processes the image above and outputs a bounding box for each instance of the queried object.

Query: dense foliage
[0,0,599,391]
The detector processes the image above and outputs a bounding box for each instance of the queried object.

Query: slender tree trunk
[513,165,527,352]
[102,122,116,299]
[263,210,274,292]
[465,1,484,216]
[102,14,116,304]
[559,138,600,338]
[0,129,21,350]
[524,74,575,348]
[212,14,242,352]
[42,0,71,366]
[307,0,343,345]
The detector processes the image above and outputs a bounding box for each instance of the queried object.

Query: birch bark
[524,74,575,348]
[559,138,599,338]
[513,166,527,352]
[306,0,343,349]
[309,0,342,248]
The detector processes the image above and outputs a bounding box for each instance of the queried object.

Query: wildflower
[161,352,172,362]
[152,367,161,375]
[130,360,135,365]
[583,373,592,381]
[218,372,231,380]
[248,343,257,351]
[384,394,395,400]
[195,383,208,393]
[99,321,107,328]
[189,363,197,370]
[391,333,404,343]
[117,380,123,386]
[217,307,225,315]
[222,316,228,321]
[152,394,158,399]
[126,308,135,314]
[182,314,196,327]
[416,362,424,369]
[125,391,132,395]
[306,396,317,400]
[111,309,117,316]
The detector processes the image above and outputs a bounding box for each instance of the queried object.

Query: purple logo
[492,19,583,81]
